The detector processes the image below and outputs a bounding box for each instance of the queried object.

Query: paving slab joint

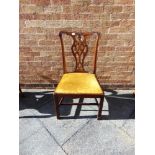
[110,121,134,140]
[61,119,92,147]
[34,116,68,155]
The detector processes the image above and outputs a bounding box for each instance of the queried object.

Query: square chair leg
[54,94,60,119]
[97,96,104,120]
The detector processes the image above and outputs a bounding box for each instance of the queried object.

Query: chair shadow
[19,89,135,120]
[102,95,135,120]
[60,90,135,120]
[19,91,72,119]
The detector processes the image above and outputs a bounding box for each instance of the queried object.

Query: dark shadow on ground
[102,96,135,120]
[19,89,135,120]
[104,89,135,120]
[19,91,72,118]
[59,90,135,120]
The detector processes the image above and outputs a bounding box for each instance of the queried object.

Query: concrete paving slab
[109,120,126,128]
[32,104,89,145]
[40,118,89,146]
[62,120,134,155]
[19,118,43,143]
[19,89,135,155]
[20,128,66,155]
[19,109,43,143]
[31,97,106,145]
[121,120,135,139]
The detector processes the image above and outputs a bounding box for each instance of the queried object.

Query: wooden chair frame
[54,31,104,120]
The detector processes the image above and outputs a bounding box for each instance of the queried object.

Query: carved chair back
[59,31,100,74]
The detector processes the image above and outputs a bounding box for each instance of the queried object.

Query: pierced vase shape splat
[59,31,100,74]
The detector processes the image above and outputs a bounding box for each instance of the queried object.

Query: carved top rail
[59,31,100,74]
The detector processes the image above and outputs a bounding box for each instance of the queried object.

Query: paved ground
[19,89,135,155]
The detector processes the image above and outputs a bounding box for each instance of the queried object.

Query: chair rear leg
[54,94,60,119]
[97,96,104,120]
[19,85,24,97]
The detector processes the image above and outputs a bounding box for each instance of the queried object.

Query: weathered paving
[19,89,135,155]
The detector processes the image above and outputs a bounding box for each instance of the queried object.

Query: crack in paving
[36,117,68,155]
[110,120,134,140]
[21,106,68,155]
[61,119,92,147]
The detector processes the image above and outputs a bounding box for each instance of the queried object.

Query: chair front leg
[54,94,60,119]
[97,96,104,120]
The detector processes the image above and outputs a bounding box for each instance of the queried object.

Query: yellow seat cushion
[55,73,103,95]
